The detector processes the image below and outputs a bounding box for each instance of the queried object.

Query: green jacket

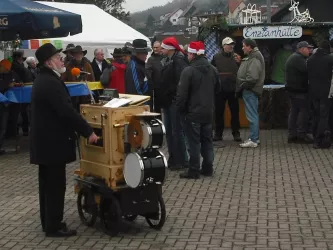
[236,47,265,96]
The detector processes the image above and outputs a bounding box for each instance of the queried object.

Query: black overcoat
[30,67,93,165]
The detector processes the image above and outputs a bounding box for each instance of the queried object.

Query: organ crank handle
[101,113,107,128]
[113,122,129,128]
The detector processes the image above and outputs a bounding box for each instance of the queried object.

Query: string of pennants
[20,40,63,50]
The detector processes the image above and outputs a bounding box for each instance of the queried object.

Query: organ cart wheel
[123,215,138,221]
[145,193,166,230]
[100,194,122,236]
[77,188,98,227]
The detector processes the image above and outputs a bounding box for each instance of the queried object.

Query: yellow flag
[42,40,51,45]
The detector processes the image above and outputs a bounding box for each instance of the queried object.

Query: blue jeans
[184,119,214,173]
[243,90,259,142]
[163,103,188,167]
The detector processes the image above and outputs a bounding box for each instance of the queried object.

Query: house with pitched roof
[154,8,184,27]
[227,0,246,24]
[178,3,197,26]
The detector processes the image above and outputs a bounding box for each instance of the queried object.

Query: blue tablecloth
[0,93,8,103]
[2,83,90,103]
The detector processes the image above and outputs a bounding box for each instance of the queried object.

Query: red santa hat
[161,37,184,53]
[188,41,205,55]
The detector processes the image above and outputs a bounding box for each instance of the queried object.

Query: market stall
[229,22,333,129]
[201,0,333,129]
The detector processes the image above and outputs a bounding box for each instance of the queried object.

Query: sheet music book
[103,98,132,108]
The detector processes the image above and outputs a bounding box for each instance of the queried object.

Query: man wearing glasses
[30,43,98,237]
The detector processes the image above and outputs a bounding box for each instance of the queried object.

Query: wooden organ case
[78,104,150,188]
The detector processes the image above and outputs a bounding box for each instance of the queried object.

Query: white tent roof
[36,1,150,47]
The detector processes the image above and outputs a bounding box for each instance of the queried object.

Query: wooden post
[267,0,272,23]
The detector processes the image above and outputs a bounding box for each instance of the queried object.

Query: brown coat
[62,58,95,82]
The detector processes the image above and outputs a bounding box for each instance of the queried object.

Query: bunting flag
[41,40,51,45]
[20,40,65,50]
[30,40,39,49]
[21,40,29,49]
[53,40,63,49]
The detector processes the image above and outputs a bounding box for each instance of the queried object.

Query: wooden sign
[243,26,302,39]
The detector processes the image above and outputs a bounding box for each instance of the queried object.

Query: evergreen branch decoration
[312,29,329,47]
[0,39,22,52]
[198,16,228,40]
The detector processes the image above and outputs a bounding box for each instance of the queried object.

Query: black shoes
[179,171,200,179]
[232,132,242,142]
[168,162,189,171]
[201,169,213,177]
[44,222,77,237]
[168,164,183,171]
[213,132,222,142]
[46,228,77,238]
[288,136,298,143]
[288,135,314,144]
[179,168,213,179]
[213,136,222,142]
[213,132,242,142]
[298,135,314,144]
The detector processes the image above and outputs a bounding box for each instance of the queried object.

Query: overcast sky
[124,0,170,13]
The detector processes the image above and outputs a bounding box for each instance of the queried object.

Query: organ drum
[124,112,167,188]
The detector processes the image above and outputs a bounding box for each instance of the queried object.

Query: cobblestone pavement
[1,130,333,250]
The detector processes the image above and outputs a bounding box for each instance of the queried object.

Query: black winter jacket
[176,56,221,123]
[11,61,33,83]
[308,48,333,99]
[146,53,164,89]
[285,52,308,94]
[159,51,188,107]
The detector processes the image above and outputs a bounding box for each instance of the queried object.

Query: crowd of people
[285,40,333,149]
[1,33,333,237]
[0,36,267,175]
[24,37,264,237]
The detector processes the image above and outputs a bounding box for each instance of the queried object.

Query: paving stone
[2,131,333,249]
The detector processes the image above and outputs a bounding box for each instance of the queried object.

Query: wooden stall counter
[224,86,288,129]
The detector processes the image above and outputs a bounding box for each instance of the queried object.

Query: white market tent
[21,1,151,60]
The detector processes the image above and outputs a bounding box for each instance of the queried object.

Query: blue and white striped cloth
[204,32,221,62]
[130,59,148,95]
